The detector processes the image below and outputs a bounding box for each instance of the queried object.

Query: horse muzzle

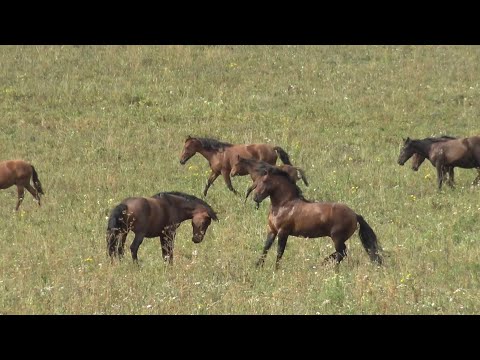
[192,235,204,244]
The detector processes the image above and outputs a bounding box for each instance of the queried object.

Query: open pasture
[0,45,479,314]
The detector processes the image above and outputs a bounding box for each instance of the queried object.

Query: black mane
[152,191,218,220]
[422,135,457,143]
[265,167,308,201]
[195,137,233,151]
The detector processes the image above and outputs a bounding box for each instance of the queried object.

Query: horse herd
[1,134,479,269]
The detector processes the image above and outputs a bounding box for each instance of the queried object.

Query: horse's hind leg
[323,235,347,265]
[256,231,277,268]
[118,232,127,257]
[130,233,145,262]
[25,183,41,206]
[15,185,25,211]
[221,169,238,195]
[436,163,444,190]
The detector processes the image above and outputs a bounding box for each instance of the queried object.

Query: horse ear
[186,135,192,140]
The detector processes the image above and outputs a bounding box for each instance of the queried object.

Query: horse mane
[152,191,218,220]
[265,167,309,202]
[195,137,233,151]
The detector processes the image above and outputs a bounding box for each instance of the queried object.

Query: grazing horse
[409,136,457,187]
[398,136,480,189]
[0,159,44,211]
[230,156,308,209]
[179,136,292,196]
[249,166,382,269]
[106,192,218,263]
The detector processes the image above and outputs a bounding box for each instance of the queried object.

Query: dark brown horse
[249,166,382,269]
[0,159,44,211]
[398,135,480,189]
[106,192,218,263]
[408,136,457,187]
[412,153,480,187]
[179,136,292,196]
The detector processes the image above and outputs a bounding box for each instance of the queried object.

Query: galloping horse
[398,136,480,189]
[106,192,218,263]
[0,159,44,211]
[179,136,292,196]
[249,166,382,269]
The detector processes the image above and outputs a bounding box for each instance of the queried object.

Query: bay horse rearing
[250,167,382,269]
[0,159,44,211]
[179,136,292,196]
[106,192,218,264]
[398,136,480,189]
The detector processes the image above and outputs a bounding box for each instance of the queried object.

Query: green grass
[1,45,479,314]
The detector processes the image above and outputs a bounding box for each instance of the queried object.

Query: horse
[0,159,44,211]
[398,135,480,189]
[249,166,382,269]
[411,153,480,187]
[179,136,292,196]
[230,155,308,209]
[106,191,218,264]
[408,136,457,187]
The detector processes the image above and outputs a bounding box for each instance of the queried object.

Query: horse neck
[168,198,197,223]
[268,178,299,207]
[412,140,433,158]
[197,147,219,162]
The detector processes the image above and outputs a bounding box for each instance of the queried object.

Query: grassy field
[0,45,479,314]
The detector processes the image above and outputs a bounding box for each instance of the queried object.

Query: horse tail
[273,146,292,165]
[297,167,309,186]
[106,203,128,257]
[30,165,44,195]
[356,214,382,264]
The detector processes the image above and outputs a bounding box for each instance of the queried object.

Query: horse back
[121,197,169,237]
[0,160,32,188]
[230,144,277,165]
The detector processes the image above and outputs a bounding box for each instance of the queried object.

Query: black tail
[356,214,382,265]
[106,203,128,257]
[31,165,44,195]
[297,167,309,186]
[273,146,292,165]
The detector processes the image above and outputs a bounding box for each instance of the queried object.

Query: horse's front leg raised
[203,171,220,197]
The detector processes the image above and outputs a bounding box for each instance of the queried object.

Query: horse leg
[203,171,220,196]
[275,232,289,270]
[15,185,25,211]
[256,231,277,267]
[323,232,348,265]
[130,233,145,262]
[436,163,444,190]
[118,232,127,258]
[160,226,177,264]
[221,169,238,195]
[447,167,455,188]
[25,183,41,206]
